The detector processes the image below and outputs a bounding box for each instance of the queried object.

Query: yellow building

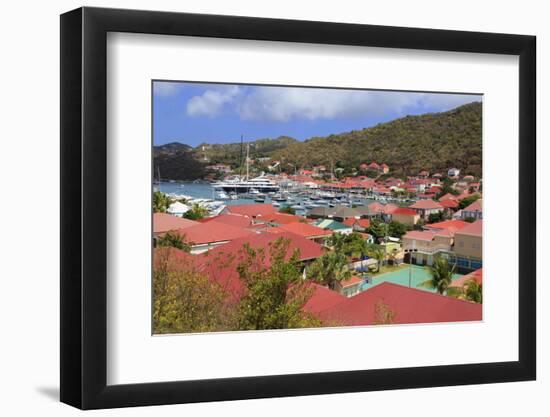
[391,207,420,225]
[453,220,482,259]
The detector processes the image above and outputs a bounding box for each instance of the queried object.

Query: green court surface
[359,265,463,293]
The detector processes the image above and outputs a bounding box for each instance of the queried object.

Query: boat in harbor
[212,141,280,194]
[213,174,280,194]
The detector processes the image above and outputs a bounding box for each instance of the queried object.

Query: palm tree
[418,256,455,295]
[306,251,352,290]
[153,191,171,213]
[366,244,386,273]
[448,278,482,303]
[327,233,348,253]
[157,231,191,252]
[464,279,482,303]
[183,203,209,220]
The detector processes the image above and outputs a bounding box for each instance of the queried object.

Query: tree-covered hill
[153,101,482,180]
[271,101,482,177]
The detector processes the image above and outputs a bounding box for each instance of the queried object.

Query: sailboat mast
[239,134,244,179]
[246,142,250,181]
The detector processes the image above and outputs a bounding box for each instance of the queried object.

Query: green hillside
[272,101,482,177]
[153,101,482,180]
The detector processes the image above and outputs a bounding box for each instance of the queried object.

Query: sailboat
[213,140,279,194]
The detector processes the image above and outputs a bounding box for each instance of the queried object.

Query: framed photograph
[60,7,536,410]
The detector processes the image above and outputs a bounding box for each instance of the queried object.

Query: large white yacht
[213,174,280,194]
[212,141,280,194]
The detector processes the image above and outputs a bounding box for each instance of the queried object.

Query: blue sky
[153,81,481,146]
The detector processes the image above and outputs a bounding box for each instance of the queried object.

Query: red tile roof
[440,199,459,209]
[278,222,333,239]
[450,268,483,288]
[339,275,364,288]
[255,212,303,225]
[342,218,371,228]
[153,246,195,267]
[153,213,199,234]
[409,200,444,210]
[196,233,325,299]
[425,220,470,231]
[318,282,482,325]
[403,230,436,241]
[439,193,458,202]
[201,213,252,228]
[176,221,254,245]
[225,204,277,218]
[455,220,482,238]
[392,207,418,216]
[382,204,399,214]
[463,199,483,212]
[303,283,347,314]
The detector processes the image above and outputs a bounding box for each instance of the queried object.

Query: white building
[167,201,190,217]
[448,167,460,178]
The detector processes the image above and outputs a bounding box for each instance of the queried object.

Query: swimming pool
[359,265,464,293]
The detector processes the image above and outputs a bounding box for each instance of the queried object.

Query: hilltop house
[448,167,461,178]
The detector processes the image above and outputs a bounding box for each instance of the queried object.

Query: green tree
[306,251,352,290]
[418,256,455,294]
[279,205,296,215]
[153,248,229,334]
[367,245,386,273]
[388,221,409,238]
[153,191,171,213]
[447,278,483,303]
[366,219,388,240]
[183,203,209,220]
[427,211,445,224]
[157,231,191,252]
[459,194,481,210]
[234,238,322,330]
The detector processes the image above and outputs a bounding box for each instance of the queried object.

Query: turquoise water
[156,181,377,212]
[157,182,256,206]
[360,265,464,293]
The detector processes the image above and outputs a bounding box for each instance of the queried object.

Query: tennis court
[359,265,464,293]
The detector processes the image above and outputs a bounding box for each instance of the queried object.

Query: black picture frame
[60,6,536,410]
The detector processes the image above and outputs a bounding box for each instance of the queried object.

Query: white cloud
[237,87,480,122]
[186,86,241,117]
[153,82,183,97]
[416,93,481,110]
[184,84,481,121]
